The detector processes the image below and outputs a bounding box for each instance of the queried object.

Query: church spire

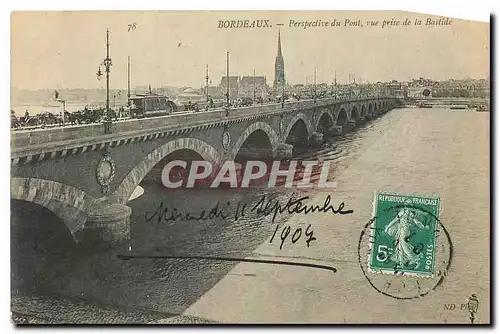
[277,29,282,57]
[273,29,285,89]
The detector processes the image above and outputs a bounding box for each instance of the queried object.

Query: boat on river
[418,102,433,108]
[449,105,469,110]
[476,104,490,112]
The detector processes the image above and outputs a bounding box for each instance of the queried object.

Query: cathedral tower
[273,30,285,89]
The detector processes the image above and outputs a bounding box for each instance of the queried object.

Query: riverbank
[11,293,218,324]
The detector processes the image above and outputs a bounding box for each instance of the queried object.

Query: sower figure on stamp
[384,207,429,267]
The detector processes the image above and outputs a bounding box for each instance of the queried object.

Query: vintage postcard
[10,10,490,324]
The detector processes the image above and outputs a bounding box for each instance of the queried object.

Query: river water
[11,107,490,323]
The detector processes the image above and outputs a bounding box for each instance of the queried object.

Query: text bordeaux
[218,20,272,29]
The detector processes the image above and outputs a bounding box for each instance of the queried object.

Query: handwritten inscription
[144,193,353,249]
[269,223,316,250]
[144,200,230,224]
[250,194,353,224]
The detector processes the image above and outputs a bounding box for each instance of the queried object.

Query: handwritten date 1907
[270,223,316,250]
[144,193,352,250]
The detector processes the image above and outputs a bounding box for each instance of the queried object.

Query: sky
[11,10,490,90]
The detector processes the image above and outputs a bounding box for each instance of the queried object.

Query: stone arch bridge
[11,97,400,244]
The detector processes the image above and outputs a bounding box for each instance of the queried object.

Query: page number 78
[128,22,137,31]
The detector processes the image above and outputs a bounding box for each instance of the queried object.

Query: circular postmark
[357,203,453,300]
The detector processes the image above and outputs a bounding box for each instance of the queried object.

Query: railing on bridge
[12,94,391,132]
[11,96,395,155]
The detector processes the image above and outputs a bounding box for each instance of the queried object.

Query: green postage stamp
[369,192,441,277]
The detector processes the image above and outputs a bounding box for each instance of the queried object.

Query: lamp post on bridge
[96,29,113,134]
[253,69,256,104]
[225,51,230,117]
[333,70,338,99]
[205,64,210,102]
[54,90,65,126]
[313,66,317,104]
[127,56,131,108]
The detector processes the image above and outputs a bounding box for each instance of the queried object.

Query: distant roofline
[130,94,169,99]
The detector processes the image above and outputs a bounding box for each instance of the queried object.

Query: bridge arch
[336,107,348,126]
[283,113,314,141]
[113,138,221,204]
[11,177,97,238]
[351,106,359,120]
[231,121,280,160]
[315,109,334,131]
[361,104,367,117]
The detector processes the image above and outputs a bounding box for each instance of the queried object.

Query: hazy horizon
[11,11,490,91]
[10,75,491,92]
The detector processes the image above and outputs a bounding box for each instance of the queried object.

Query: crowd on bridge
[11,88,392,131]
[10,107,126,130]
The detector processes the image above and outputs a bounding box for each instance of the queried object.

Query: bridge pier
[82,201,132,246]
[327,125,343,136]
[356,117,366,125]
[365,114,373,121]
[275,143,294,160]
[235,147,274,160]
[347,120,356,129]
[310,132,324,147]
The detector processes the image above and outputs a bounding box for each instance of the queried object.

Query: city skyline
[11,11,489,90]
[10,74,491,94]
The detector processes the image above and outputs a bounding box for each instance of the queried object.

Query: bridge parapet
[12,96,388,158]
